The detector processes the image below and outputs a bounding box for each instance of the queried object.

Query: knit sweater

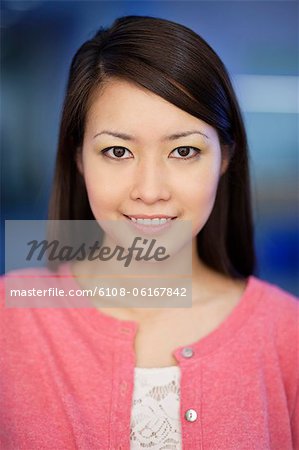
[0,265,298,450]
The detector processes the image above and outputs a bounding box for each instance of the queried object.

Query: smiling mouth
[123,215,177,226]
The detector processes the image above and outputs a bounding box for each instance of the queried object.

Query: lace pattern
[130,366,182,449]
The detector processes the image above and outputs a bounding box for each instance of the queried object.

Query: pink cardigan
[0,265,298,449]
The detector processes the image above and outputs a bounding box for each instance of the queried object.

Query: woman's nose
[129,157,171,204]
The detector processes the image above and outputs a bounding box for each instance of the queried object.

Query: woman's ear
[220,145,231,176]
[220,157,229,176]
[76,148,84,176]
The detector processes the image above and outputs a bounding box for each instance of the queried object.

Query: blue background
[1,0,298,295]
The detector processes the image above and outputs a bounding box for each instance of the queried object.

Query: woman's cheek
[187,173,221,235]
[82,167,112,217]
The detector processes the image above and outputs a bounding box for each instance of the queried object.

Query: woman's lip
[123,214,176,234]
[123,214,177,220]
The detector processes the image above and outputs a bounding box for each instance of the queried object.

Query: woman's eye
[100,146,201,160]
[100,146,132,159]
[170,146,201,159]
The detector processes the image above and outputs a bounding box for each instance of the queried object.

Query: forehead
[84,78,217,142]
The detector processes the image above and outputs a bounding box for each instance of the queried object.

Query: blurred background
[1,1,298,295]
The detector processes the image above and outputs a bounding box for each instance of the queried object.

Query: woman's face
[79,78,228,243]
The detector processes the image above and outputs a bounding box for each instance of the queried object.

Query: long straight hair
[48,15,256,278]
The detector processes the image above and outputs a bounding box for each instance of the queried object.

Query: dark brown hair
[49,15,256,278]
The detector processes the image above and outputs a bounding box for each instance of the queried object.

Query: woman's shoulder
[0,265,54,288]
[1,265,64,287]
[0,264,72,308]
[251,275,298,311]
[248,275,298,341]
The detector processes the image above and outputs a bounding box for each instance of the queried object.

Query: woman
[1,15,298,450]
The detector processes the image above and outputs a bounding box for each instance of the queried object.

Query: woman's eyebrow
[93,130,210,141]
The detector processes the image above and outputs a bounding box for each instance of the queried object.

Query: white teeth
[129,217,172,225]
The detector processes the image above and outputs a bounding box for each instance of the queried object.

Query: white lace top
[130,366,182,449]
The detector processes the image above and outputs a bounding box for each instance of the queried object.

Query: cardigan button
[181,347,194,358]
[185,409,198,422]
